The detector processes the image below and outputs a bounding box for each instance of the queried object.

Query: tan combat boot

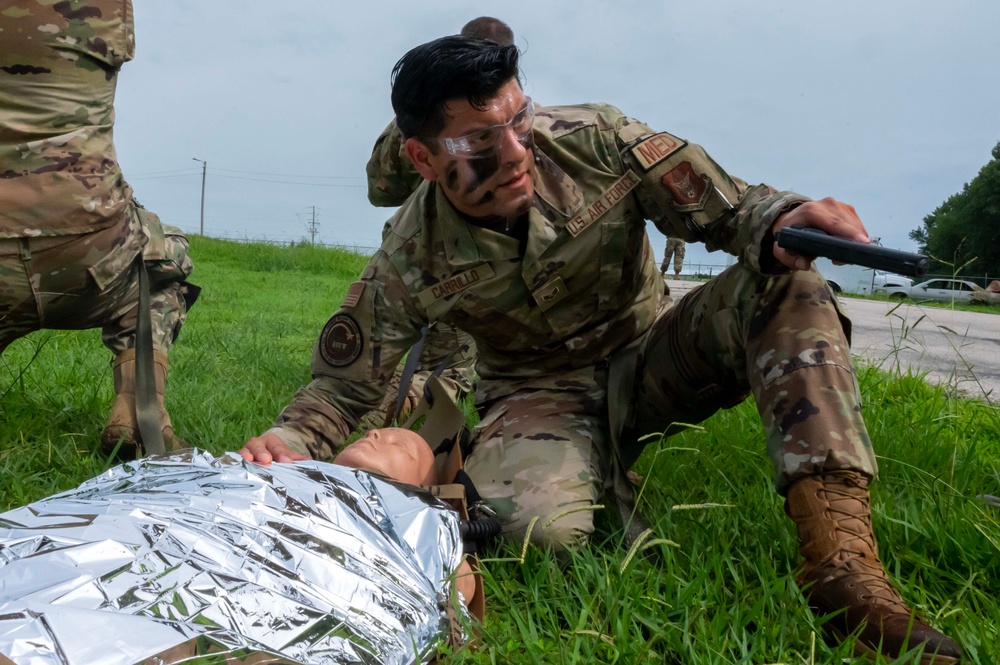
[785,471,961,663]
[100,348,178,459]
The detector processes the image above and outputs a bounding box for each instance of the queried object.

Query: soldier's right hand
[239,431,309,465]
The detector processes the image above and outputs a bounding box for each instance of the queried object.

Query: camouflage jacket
[365,118,422,208]
[272,104,809,458]
[0,0,134,238]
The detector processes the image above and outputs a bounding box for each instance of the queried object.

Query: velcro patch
[417,264,495,308]
[630,132,686,171]
[319,313,363,368]
[566,170,641,237]
[662,161,711,211]
[532,275,568,311]
[341,281,366,308]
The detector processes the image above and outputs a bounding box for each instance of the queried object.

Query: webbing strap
[391,324,458,426]
[390,325,427,426]
[135,258,165,456]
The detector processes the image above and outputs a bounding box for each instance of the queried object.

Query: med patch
[319,313,363,367]
[630,132,686,171]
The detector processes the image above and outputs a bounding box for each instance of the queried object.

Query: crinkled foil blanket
[0,450,466,664]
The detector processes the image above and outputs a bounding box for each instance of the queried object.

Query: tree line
[910,142,1000,276]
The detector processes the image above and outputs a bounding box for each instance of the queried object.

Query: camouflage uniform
[272,104,877,549]
[355,117,477,429]
[0,0,194,357]
[660,237,685,275]
[366,118,423,209]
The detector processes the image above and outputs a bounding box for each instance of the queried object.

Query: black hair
[460,17,515,46]
[391,36,521,141]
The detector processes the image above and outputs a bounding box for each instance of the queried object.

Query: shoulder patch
[319,313,363,367]
[630,132,686,171]
[662,161,711,211]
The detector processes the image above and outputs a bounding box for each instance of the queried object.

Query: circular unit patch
[319,314,363,367]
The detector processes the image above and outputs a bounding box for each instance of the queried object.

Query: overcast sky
[115,0,1000,271]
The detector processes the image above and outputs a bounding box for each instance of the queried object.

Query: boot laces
[816,483,911,614]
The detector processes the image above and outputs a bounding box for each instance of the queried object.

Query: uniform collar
[531,149,584,221]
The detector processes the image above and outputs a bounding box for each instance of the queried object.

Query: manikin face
[333,427,438,486]
[407,79,535,220]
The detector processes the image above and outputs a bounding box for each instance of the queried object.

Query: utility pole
[306,206,320,244]
[192,157,206,235]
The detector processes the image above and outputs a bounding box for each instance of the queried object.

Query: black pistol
[775,226,928,277]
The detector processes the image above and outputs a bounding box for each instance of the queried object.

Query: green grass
[2,237,998,664]
[842,290,1000,315]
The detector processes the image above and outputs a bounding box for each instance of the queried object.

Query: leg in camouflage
[464,379,611,551]
[100,213,195,457]
[0,210,195,458]
[629,263,957,661]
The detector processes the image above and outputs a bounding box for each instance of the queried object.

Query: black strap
[135,257,165,456]
[390,325,427,425]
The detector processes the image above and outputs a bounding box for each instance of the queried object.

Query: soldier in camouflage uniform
[242,38,960,661]
[0,0,196,457]
[659,237,685,279]
[358,18,515,431]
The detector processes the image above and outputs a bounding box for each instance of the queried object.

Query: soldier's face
[421,79,535,220]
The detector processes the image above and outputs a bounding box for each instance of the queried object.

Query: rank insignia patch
[662,161,711,211]
[319,313,363,367]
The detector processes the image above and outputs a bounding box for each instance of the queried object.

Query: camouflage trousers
[464,263,878,550]
[660,238,685,275]
[0,204,195,357]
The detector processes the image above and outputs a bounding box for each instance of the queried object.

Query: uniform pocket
[87,222,141,291]
[138,210,193,284]
[597,220,627,311]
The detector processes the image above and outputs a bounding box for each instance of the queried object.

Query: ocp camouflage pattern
[0,1,194,356]
[0,0,134,238]
[365,118,423,208]
[272,103,877,544]
[661,237,685,274]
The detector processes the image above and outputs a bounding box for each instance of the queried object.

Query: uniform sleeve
[365,119,425,208]
[614,115,810,273]
[270,252,427,459]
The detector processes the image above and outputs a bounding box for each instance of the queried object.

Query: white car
[892,278,1000,305]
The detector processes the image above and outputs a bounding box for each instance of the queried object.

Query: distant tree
[909,141,1000,275]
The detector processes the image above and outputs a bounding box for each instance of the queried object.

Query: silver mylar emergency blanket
[0,450,466,664]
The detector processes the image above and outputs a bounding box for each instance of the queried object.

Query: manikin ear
[404,137,438,181]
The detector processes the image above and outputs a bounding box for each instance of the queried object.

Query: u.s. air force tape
[319,313,363,367]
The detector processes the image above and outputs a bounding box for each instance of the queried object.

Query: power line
[211,173,365,188]
[211,167,364,180]
[128,172,201,181]
[129,167,203,177]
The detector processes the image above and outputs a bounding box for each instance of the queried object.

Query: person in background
[660,237,685,279]
[0,0,198,457]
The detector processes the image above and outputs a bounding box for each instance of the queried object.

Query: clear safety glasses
[435,98,534,159]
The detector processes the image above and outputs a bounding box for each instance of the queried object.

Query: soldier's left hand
[771,197,870,271]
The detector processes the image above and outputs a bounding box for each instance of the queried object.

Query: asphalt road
[665,279,1000,403]
[839,298,1000,403]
